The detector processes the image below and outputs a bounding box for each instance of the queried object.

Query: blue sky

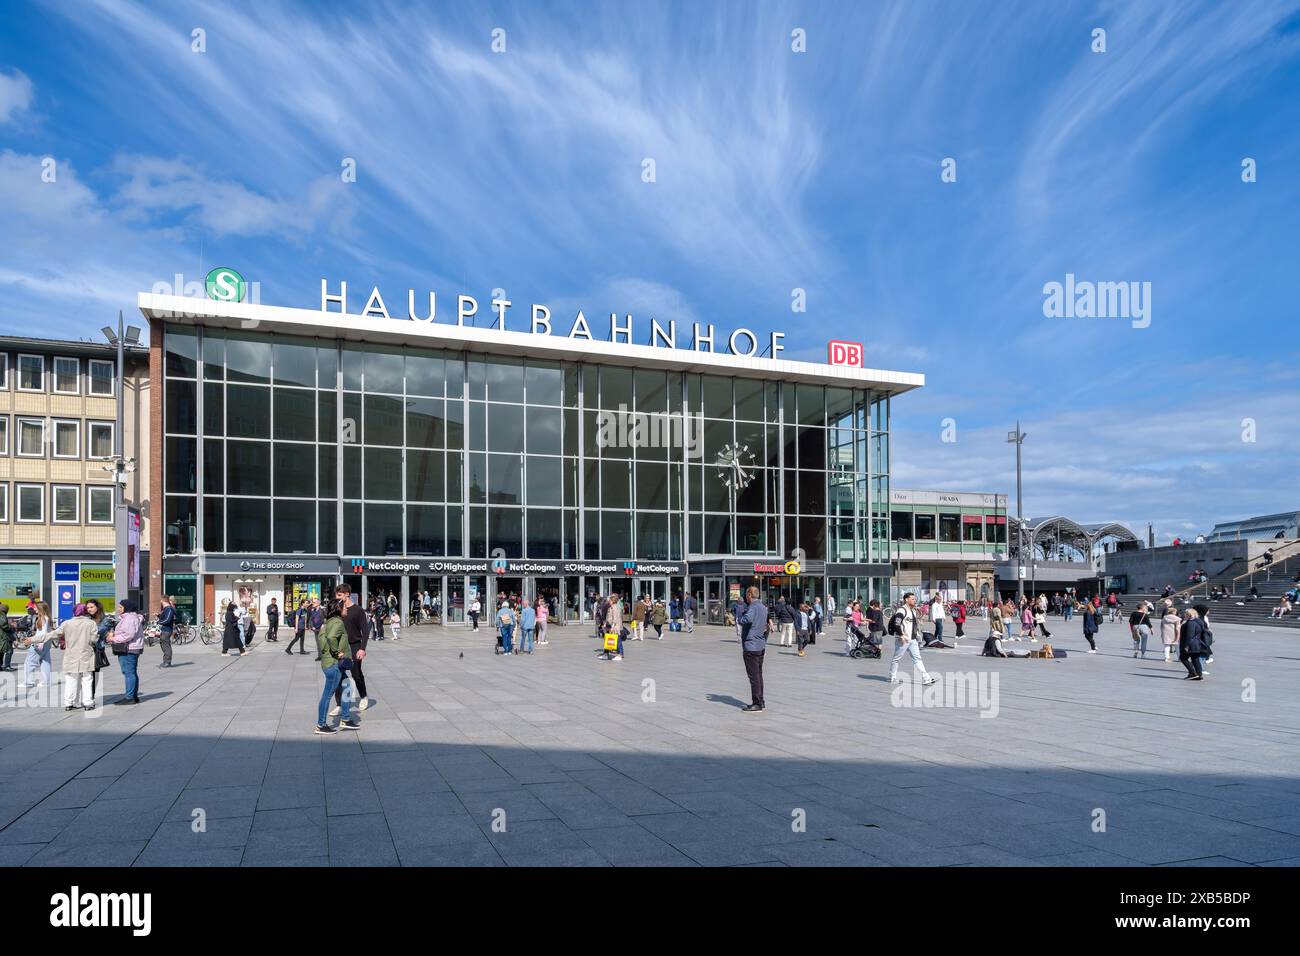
[2,0,1298,542]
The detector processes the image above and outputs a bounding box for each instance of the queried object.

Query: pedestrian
[952,600,967,641]
[795,602,811,657]
[286,599,309,655]
[469,595,481,631]
[1032,597,1052,640]
[265,597,280,643]
[845,600,866,654]
[389,609,401,641]
[774,596,795,647]
[1160,601,1181,663]
[22,601,54,689]
[826,592,836,625]
[156,595,176,668]
[1019,601,1035,641]
[887,592,938,685]
[929,594,946,646]
[650,599,667,639]
[54,603,97,711]
[865,599,884,646]
[328,584,370,714]
[1106,591,1119,623]
[631,594,647,641]
[1129,601,1152,659]
[684,591,697,633]
[315,598,359,734]
[737,586,768,712]
[601,592,625,661]
[0,604,13,672]
[536,596,549,645]
[1179,606,1210,680]
[1081,600,1099,652]
[107,599,145,705]
[83,599,110,701]
[519,599,536,654]
[498,601,516,655]
[309,598,324,659]
[1063,594,1074,622]
[221,598,246,657]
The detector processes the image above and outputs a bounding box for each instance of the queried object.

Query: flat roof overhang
[138,293,925,396]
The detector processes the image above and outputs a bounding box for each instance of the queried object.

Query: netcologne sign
[319,279,786,359]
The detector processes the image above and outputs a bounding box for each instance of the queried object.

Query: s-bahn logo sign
[206,267,248,303]
[319,279,790,359]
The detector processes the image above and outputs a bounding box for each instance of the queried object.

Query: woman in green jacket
[315,600,357,734]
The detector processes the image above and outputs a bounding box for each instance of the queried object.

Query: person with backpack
[498,601,516,655]
[1081,600,1100,652]
[887,593,938,686]
[952,600,967,641]
[286,598,310,655]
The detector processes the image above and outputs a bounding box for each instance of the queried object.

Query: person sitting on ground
[1271,596,1292,619]
[981,630,1009,657]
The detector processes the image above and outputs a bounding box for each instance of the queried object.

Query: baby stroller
[847,627,881,659]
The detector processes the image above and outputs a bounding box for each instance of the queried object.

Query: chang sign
[319,279,786,358]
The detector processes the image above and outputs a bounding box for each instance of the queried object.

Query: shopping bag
[603,632,620,652]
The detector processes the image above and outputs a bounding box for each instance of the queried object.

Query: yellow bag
[603,632,620,651]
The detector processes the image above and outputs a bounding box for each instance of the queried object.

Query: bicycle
[198,622,221,645]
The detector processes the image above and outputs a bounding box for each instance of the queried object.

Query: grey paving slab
[3,619,1299,866]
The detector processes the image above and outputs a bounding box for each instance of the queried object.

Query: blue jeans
[521,627,535,652]
[119,652,140,699]
[24,641,52,684]
[501,624,514,653]
[933,620,944,643]
[1064,605,1073,621]
[318,664,352,725]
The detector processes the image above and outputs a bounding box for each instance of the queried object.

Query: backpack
[887,611,904,637]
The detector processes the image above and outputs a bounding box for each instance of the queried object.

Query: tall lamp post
[101,312,141,604]
[1007,423,1028,603]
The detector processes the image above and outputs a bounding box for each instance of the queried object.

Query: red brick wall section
[147,319,165,612]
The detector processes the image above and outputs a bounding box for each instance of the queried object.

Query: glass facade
[162,324,890,562]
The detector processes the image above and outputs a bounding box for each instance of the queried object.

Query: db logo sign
[828,341,862,367]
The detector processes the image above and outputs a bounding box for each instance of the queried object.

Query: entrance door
[637,577,669,604]
[705,577,724,625]
[535,577,562,625]
[603,576,633,619]
[489,576,524,611]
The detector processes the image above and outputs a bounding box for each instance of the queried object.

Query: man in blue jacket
[738,586,768,713]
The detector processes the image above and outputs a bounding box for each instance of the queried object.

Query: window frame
[17,417,46,458]
[17,353,45,392]
[88,359,115,396]
[0,353,8,389]
[0,414,7,455]
[0,483,7,522]
[53,356,81,395]
[87,485,114,524]
[87,421,115,460]
[16,483,44,522]
[52,418,81,459]
[51,483,80,524]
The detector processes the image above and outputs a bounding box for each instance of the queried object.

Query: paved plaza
[2,617,1298,867]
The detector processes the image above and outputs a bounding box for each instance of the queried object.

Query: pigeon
[459,652,464,659]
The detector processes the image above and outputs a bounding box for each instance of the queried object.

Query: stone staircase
[1118,549,1300,630]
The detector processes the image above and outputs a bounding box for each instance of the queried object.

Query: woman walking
[54,603,98,711]
[1129,601,1153,659]
[107,599,145,705]
[519,599,536,654]
[1081,600,1099,653]
[1179,606,1210,680]
[1160,601,1181,663]
[469,595,481,632]
[286,598,309,655]
[1033,596,1052,640]
[497,600,516,655]
[650,599,667,639]
[535,597,549,645]
[22,601,54,689]
[315,599,358,734]
[221,598,246,656]
[157,595,176,668]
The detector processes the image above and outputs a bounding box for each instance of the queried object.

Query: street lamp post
[101,312,141,605]
[1007,423,1028,603]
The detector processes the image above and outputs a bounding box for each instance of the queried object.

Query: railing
[1233,539,1300,590]
[1168,558,1248,602]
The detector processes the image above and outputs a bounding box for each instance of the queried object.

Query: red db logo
[828,341,863,367]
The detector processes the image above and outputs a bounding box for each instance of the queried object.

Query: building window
[963,517,984,542]
[17,354,44,391]
[17,418,45,457]
[939,512,961,543]
[52,484,80,523]
[0,354,7,389]
[88,421,114,459]
[53,357,80,394]
[53,419,80,458]
[914,513,935,540]
[16,484,43,522]
[891,511,912,540]
[88,485,113,524]
[0,415,7,454]
[0,483,6,522]
[89,359,115,396]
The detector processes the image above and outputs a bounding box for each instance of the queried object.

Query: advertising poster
[80,565,116,603]
[0,562,42,609]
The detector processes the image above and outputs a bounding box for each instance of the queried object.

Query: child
[389,612,401,641]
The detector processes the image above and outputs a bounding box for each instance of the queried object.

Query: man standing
[826,592,836,625]
[266,597,280,643]
[684,592,696,633]
[775,596,795,647]
[737,586,768,713]
[888,592,938,686]
[331,585,370,714]
[310,597,325,660]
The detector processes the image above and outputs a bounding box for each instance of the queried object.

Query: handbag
[603,632,620,652]
[94,645,111,670]
[111,640,129,655]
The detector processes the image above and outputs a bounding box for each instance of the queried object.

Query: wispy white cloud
[0,68,33,123]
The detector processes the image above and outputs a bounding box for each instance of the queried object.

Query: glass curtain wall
[163,326,890,561]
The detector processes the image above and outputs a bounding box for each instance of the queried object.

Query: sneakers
[921,676,938,686]
[314,724,337,735]
[611,654,623,661]
[340,718,361,730]
[741,703,765,713]
[329,704,341,718]
[357,698,369,712]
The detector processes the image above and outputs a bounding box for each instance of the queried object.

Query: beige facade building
[0,336,150,619]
